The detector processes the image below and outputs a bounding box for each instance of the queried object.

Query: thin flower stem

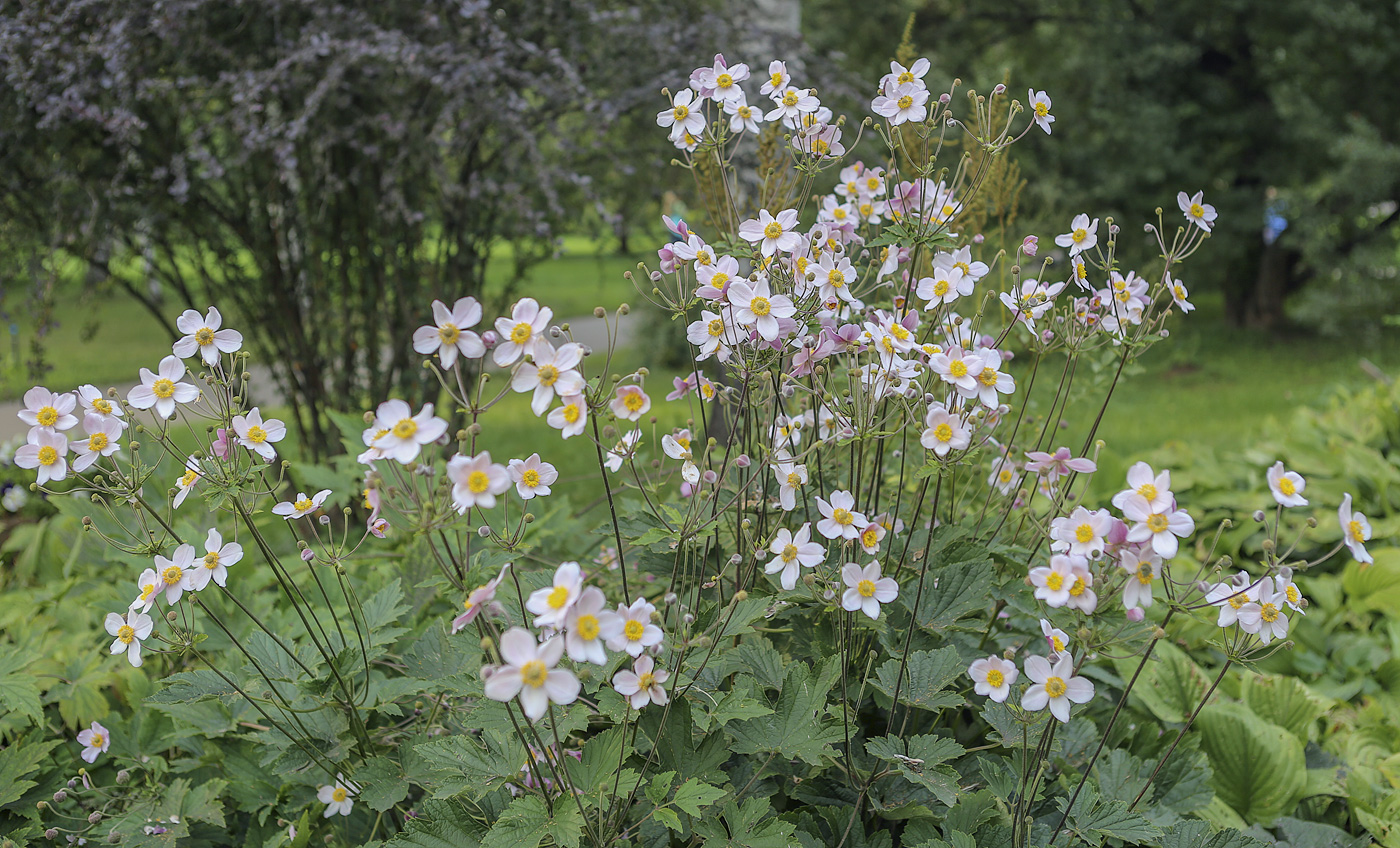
[590,412,631,602]
[1129,659,1232,810]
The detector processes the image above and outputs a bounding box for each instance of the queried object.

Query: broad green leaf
[873,648,963,713]
[361,578,411,647]
[865,735,965,805]
[653,807,683,832]
[729,660,844,766]
[383,798,487,848]
[565,726,630,794]
[979,700,1053,750]
[1060,783,1160,845]
[1273,815,1373,848]
[414,731,526,800]
[145,670,244,705]
[0,654,44,726]
[672,778,726,816]
[1197,701,1308,824]
[179,778,227,827]
[692,798,798,848]
[0,738,61,807]
[1341,549,1400,614]
[1158,820,1268,848]
[356,755,410,812]
[1239,673,1331,742]
[480,795,582,848]
[1112,641,1211,724]
[902,532,995,632]
[694,675,774,732]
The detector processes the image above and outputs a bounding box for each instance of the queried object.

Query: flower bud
[52,791,66,803]
[1253,510,1266,522]
[1261,538,1275,553]
[116,770,130,784]
[478,526,491,538]
[733,590,748,602]
[1126,607,1145,622]
[734,454,750,468]
[702,470,718,484]
[1021,235,1038,256]
[45,830,59,841]
[88,811,103,824]
[300,548,314,562]
[593,307,606,318]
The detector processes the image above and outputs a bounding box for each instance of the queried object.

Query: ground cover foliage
[3,44,1399,848]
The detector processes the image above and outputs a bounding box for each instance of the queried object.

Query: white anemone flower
[154,544,198,604]
[1027,89,1054,134]
[105,609,155,667]
[1238,581,1290,645]
[816,490,867,541]
[371,400,448,464]
[547,394,588,439]
[1021,654,1093,722]
[772,455,808,511]
[482,627,580,721]
[128,355,200,420]
[512,341,585,417]
[190,529,242,591]
[1119,548,1162,610]
[493,298,555,367]
[1120,494,1194,559]
[412,297,486,368]
[661,430,701,484]
[16,429,69,484]
[1266,461,1308,507]
[77,384,125,428]
[765,523,824,590]
[232,407,287,461]
[840,561,899,620]
[1054,213,1098,257]
[317,774,360,818]
[920,404,970,457]
[130,568,163,614]
[526,561,586,629]
[1338,493,1373,565]
[737,209,802,257]
[448,452,510,513]
[173,458,201,508]
[1050,507,1114,559]
[602,597,663,657]
[508,453,558,500]
[609,385,652,422]
[726,278,796,342]
[173,307,243,365]
[1111,462,1174,514]
[17,386,78,434]
[1030,553,1083,608]
[1177,190,1217,232]
[563,586,614,665]
[273,489,333,520]
[77,721,111,764]
[71,415,122,473]
[969,657,1018,703]
[612,655,670,709]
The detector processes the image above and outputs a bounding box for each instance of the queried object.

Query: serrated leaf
[1061,783,1160,845]
[902,530,995,631]
[873,648,964,713]
[414,732,526,800]
[362,578,411,647]
[179,778,227,827]
[654,807,683,832]
[480,795,581,848]
[672,779,726,815]
[646,772,676,807]
[0,738,61,807]
[145,670,243,705]
[356,756,410,812]
[383,798,487,848]
[1197,701,1308,825]
[566,726,630,794]
[729,660,844,766]
[692,798,797,848]
[0,654,43,725]
[1158,820,1268,848]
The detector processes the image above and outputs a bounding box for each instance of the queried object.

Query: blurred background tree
[0,0,724,456]
[804,0,1400,332]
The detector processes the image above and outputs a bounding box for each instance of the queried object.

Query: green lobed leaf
[145,670,244,705]
[0,654,44,726]
[0,738,61,808]
[1197,701,1308,824]
[728,660,844,766]
[1061,783,1160,846]
[480,795,582,848]
[873,648,964,713]
[901,531,996,632]
[356,755,411,812]
[692,798,798,848]
[672,778,727,816]
[414,731,527,800]
[382,798,487,848]
[865,735,966,806]
[1158,820,1269,848]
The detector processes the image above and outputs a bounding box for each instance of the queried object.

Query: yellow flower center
[709,272,729,289]
[861,528,879,548]
[331,787,348,803]
[675,436,691,450]
[949,360,968,378]
[510,322,533,344]
[467,471,490,494]
[563,404,580,424]
[750,296,772,317]
[828,269,846,287]
[1260,603,1280,623]
[538,364,560,387]
[93,399,112,414]
[1034,102,1049,117]
[624,392,645,411]
[707,318,725,337]
[1146,513,1170,533]
[638,671,657,690]
[832,508,854,526]
[779,543,799,562]
[933,423,953,443]
[1045,572,1064,591]
[1189,203,1204,218]
[117,625,135,644]
[543,586,569,610]
[246,425,267,443]
[738,106,751,119]
[1044,676,1067,698]
[89,733,105,748]
[1072,228,1087,243]
[931,278,950,297]
[1349,520,1366,543]
[204,552,220,569]
[763,222,783,239]
[1227,593,1246,610]
[393,418,418,439]
[986,669,1004,687]
[716,73,733,88]
[1137,563,1154,584]
[162,565,184,584]
[786,472,802,488]
[152,379,176,399]
[37,446,58,466]
[857,579,876,598]
[782,91,798,107]
[37,406,58,427]
[1277,477,1296,496]
[1051,635,1065,651]
[694,250,711,266]
[813,139,830,155]
[624,619,645,641]
[576,614,599,641]
[999,469,1013,483]
[770,72,783,87]
[1069,576,1086,597]
[294,498,314,513]
[181,469,198,487]
[195,327,215,345]
[1137,483,1158,501]
[672,104,689,120]
[897,95,913,109]
[521,659,548,687]
[437,323,460,344]
[522,469,541,488]
[833,207,847,220]
[897,71,914,84]
[978,367,1000,387]
[139,583,156,602]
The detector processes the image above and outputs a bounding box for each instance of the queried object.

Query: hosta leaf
[1112,641,1211,724]
[1239,673,1331,742]
[873,648,964,713]
[1197,701,1308,824]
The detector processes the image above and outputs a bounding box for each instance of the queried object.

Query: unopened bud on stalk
[36,801,47,811]
[663,592,677,605]
[1306,516,1317,528]
[682,612,695,625]
[1125,607,1145,622]
[45,829,59,841]
[733,590,748,602]
[1261,538,1275,553]
[735,454,750,468]
[619,303,630,315]
[477,526,491,538]
[1253,510,1266,522]
[88,812,103,824]
[52,791,66,803]
[66,779,77,789]
[728,553,742,565]
[480,636,494,653]
[166,611,178,622]
[692,635,712,649]
[524,513,535,524]
[115,770,129,784]
[594,307,606,318]
[1151,626,1167,639]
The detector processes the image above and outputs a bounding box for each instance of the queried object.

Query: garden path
[0,312,634,443]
